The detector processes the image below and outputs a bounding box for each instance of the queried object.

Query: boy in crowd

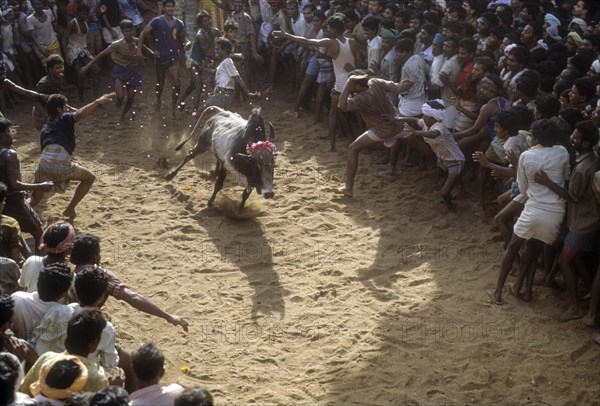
[0,183,22,263]
[20,309,109,395]
[534,121,600,320]
[11,263,73,340]
[138,0,190,118]
[0,294,38,370]
[488,118,570,304]
[82,20,153,122]
[401,100,465,212]
[129,342,184,405]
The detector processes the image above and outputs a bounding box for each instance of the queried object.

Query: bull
[165,106,276,209]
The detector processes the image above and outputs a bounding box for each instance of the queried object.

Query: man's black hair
[45,54,64,72]
[458,38,476,54]
[535,94,561,118]
[119,18,134,30]
[64,308,107,356]
[132,342,165,382]
[512,104,534,131]
[531,119,559,147]
[75,266,109,307]
[395,38,414,53]
[342,9,359,23]
[326,14,346,34]
[495,110,520,137]
[215,38,233,54]
[37,263,73,302]
[559,107,584,132]
[421,22,438,37]
[175,387,214,406]
[71,234,101,265]
[425,100,444,110]
[89,386,130,406]
[46,94,68,116]
[573,77,596,101]
[0,353,21,405]
[508,45,531,67]
[361,15,381,30]
[575,120,600,146]
[45,359,83,390]
[516,71,539,99]
[0,294,14,326]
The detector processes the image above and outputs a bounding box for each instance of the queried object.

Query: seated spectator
[33,266,119,370]
[11,262,72,340]
[0,352,23,405]
[29,355,89,403]
[175,387,214,406]
[20,308,109,395]
[0,258,20,295]
[129,342,184,406]
[19,222,74,293]
[88,386,129,405]
[0,294,38,370]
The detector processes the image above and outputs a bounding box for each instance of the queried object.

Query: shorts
[438,159,464,178]
[317,60,333,84]
[305,55,320,76]
[34,157,95,193]
[3,193,43,237]
[102,26,123,44]
[564,231,598,252]
[367,129,399,148]
[87,25,102,46]
[513,204,564,245]
[205,91,233,108]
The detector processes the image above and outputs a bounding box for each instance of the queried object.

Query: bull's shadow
[191,203,285,321]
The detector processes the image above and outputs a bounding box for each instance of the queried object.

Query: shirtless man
[273,14,361,151]
[0,117,53,248]
[82,19,153,122]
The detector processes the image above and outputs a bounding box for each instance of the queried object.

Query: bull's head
[231,141,276,199]
[244,108,274,144]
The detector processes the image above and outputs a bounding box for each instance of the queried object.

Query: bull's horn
[268,122,275,142]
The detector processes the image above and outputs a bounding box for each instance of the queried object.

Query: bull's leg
[165,143,209,181]
[240,187,253,209]
[208,163,227,207]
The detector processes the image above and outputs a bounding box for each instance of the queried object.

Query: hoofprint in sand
[11,72,599,404]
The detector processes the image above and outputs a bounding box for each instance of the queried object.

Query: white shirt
[129,383,184,406]
[33,303,120,369]
[367,35,382,70]
[10,291,61,341]
[517,144,570,213]
[398,54,428,116]
[19,255,45,292]
[290,12,306,37]
[439,55,460,103]
[421,120,465,162]
[26,10,56,46]
[215,57,239,89]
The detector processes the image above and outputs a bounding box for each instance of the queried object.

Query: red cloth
[455,62,474,88]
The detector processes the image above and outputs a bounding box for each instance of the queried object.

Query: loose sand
[9,69,599,405]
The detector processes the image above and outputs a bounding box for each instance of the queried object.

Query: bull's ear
[231,153,252,173]
[268,122,275,142]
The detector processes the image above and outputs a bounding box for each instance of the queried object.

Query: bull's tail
[175,106,222,151]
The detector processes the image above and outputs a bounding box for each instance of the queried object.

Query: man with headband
[400,100,465,212]
[19,222,74,293]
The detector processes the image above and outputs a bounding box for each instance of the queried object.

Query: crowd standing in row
[1,0,600,403]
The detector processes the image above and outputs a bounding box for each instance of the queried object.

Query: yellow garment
[38,39,61,66]
[30,354,88,400]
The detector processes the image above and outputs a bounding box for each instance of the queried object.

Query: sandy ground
[7,67,600,405]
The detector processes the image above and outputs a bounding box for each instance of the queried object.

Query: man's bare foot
[335,187,353,197]
[560,306,584,322]
[486,288,503,305]
[533,272,547,286]
[582,315,596,327]
[63,208,77,219]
